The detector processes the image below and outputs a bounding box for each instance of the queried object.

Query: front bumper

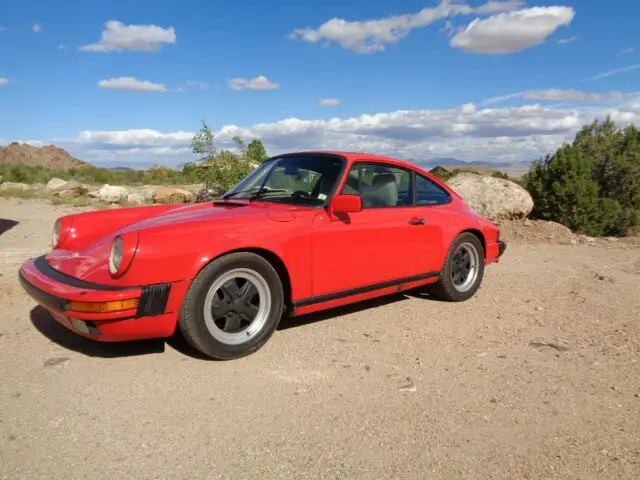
[19,255,183,342]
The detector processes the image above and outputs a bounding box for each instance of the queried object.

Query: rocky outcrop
[446,174,534,221]
[0,143,89,170]
[153,187,194,204]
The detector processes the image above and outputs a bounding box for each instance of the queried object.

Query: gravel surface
[1,197,639,479]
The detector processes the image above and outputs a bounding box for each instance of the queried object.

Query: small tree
[190,121,254,193]
[522,118,640,236]
[246,139,269,164]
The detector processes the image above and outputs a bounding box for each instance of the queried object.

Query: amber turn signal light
[67,298,139,313]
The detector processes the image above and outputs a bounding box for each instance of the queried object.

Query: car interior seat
[363,169,398,207]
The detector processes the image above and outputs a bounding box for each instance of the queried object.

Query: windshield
[223,154,345,206]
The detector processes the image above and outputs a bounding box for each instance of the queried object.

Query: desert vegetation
[522,118,639,237]
[1,118,639,237]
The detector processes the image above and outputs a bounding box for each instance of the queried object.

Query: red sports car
[19,151,506,359]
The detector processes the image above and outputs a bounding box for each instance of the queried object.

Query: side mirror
[330,194,362,214]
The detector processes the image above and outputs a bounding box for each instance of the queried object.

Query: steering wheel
[291,190,314,200]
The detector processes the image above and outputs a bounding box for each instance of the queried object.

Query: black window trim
[343,160,452,209]
[232,152,348,209]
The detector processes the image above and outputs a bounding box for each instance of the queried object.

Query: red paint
[19,151,503,343]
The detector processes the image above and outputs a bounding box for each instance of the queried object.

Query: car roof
[281,150,419,170]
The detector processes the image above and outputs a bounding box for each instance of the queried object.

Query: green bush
[429,168,480,182]
[522,118,640,237]
[491,171,511,180]
[190,121,264,192]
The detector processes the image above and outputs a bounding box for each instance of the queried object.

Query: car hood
[45,200,303,285]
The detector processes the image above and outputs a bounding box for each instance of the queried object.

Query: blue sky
[1,0,639,167]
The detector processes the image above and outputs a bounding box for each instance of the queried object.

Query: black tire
[178,252,284,360]
[428,232,485,302]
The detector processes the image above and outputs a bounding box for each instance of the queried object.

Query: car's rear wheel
[178,252,284,360]
[428,232,485,302]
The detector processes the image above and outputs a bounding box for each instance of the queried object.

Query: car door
[310,162,437,297]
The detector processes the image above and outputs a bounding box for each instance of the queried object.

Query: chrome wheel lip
[203,268,271,345]
[451,242,480,293]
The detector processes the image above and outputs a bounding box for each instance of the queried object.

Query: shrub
[522,117,640,236]
[190,121,262,192]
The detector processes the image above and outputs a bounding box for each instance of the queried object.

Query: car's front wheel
[428,232,485,302]
[178,252,284,360]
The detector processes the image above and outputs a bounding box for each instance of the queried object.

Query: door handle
[408,217,425,225]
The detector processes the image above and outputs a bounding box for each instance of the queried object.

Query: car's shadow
[30,287,445,360]
[0,219,19,236]
[30,306,167,358]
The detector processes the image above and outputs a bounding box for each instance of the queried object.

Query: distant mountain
[108,166,134,171]
[0,142,90,170]
[412,157,530,169]
[408,156,533,178]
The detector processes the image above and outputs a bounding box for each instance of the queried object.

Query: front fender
[59,204,179,251]
[123,214,315,300]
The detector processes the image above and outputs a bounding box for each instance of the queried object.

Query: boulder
[46,178,68,191]
[127,193,147,205]
[130,185,155,202]
[446,174,534,221]
[153,187,194,204]
[92,184,129,203]
[47,179,89,198]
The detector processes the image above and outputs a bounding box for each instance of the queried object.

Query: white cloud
[618,47,635,56]
[0,77,9,87]
[98,77,167,92]
[55,97,640,167]
[184,80,211,90]
[451,6,575,54]
[319,98,341,106]
[485,89,638,104]
[474,1,525,14]
[228,75,279,91]
[58,44,68,50]
[79,20,176,52]
[289,0,523,54]
[589,63,640,81]
[76,129,194,147]
[521,89,637,102]
[556,36,576,44]
[32,23,42,33]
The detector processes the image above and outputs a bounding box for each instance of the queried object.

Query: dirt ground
[1,197,639,480]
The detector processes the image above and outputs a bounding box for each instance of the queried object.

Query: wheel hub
[203,268,272,345]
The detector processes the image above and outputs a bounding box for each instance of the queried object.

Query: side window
[342,163,413,208]
[415,174,451,206]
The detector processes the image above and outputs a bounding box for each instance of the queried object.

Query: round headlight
[109,236,124,275]
[51,220,61,249]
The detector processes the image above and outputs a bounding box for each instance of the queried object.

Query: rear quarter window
[415,174,451,206]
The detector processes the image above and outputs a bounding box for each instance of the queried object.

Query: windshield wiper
[222,186,287,201]
[248,188,288,201]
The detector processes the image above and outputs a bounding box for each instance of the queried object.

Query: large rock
[446,174,534,221]
[46,178,68,191]
[126,193,147,205]
[91,184,129,203]
[129,185,155,202]
[46,178,89,198]
[153,187,194,204]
